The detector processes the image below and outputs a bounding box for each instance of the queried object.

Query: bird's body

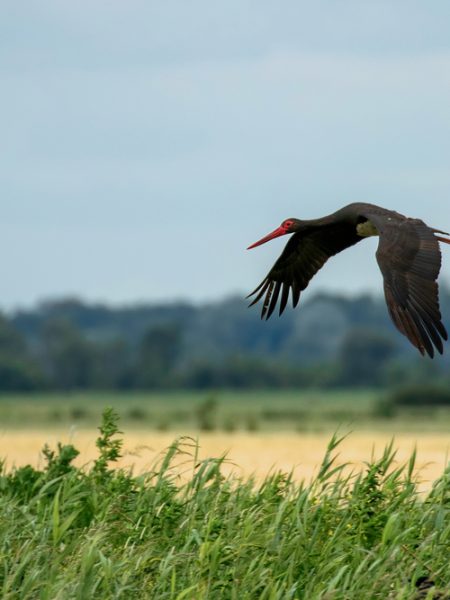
[247,202,450,358]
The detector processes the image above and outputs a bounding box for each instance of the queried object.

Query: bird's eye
[283,220,293,229]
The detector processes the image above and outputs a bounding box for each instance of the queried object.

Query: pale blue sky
[1,1,450,309]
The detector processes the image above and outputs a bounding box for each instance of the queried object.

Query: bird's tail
[432,228,450,245]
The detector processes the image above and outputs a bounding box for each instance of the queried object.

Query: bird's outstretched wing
[364,211,448,357]
[247,222,362,319]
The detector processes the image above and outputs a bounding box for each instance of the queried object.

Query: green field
[0,389,450,433]
[0,409,449,599]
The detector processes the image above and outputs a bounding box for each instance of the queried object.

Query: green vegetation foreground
[1,410,449,599]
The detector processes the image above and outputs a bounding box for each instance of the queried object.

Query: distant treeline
[1,289,449,391]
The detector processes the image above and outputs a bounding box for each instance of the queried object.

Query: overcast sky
[1,1,450,310]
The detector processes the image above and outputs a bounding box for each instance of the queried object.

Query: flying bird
[247,203,450,358]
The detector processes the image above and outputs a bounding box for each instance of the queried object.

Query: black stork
[247,202,450,358]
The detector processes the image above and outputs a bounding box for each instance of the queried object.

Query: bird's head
[247,218,300,249]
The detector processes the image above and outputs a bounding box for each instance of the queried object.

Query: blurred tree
[0,314,27,358]
[0,315,45,391]
[183,355,308,389]
[0,357,45,391]
[135,323,182,388]
[3,288,449,392]
[383,357,441,388]
[40,318,94,390]
[91,338,133,389]
[336,328,398,387]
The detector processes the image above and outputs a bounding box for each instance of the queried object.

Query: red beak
[247,226,287,249]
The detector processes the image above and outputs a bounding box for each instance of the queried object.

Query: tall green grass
[0,409,449,598]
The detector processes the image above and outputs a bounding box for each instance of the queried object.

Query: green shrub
[372,396,397,418]
[70,406,90,420]
[196,394,218,431]
[389,384,450,407]
[244,414,260,432]
[126,406,148,421]
[222,417,237,432]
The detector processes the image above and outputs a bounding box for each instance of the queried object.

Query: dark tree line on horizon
[0,288,449,392]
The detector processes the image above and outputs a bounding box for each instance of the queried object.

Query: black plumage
[247,203,450,358]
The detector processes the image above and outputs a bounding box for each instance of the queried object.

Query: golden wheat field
[1,428,449,492]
